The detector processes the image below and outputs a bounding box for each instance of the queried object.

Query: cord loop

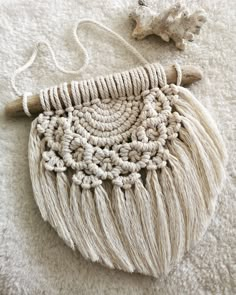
[11,19,149,116]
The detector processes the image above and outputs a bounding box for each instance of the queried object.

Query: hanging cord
[10,19,149,116]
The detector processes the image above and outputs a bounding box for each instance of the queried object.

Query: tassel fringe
[28,86,227,277]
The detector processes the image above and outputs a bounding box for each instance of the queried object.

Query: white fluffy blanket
[0,0,235,294]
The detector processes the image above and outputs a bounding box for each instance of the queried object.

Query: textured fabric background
[0,0,235,294]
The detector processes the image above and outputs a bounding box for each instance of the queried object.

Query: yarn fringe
[28,86,227,277]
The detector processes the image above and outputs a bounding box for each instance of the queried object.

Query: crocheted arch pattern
[36,64,180,189]
[37,86,181,188]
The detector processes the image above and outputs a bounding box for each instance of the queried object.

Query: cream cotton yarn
[12,20,227,278]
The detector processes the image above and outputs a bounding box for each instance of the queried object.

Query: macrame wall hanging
[6,19,227,278]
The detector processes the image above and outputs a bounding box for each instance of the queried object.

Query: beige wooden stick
[5,65,202,117]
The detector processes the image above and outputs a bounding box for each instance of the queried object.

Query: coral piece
[130,1,207,50]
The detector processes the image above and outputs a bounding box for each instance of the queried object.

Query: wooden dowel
[5,65,202,117]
